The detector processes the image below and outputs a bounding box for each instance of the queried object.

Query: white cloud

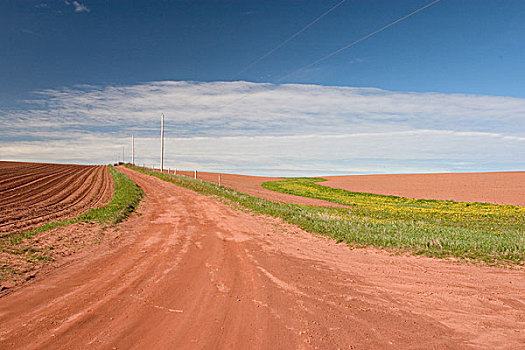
[1,81,524,175]
[66,1,90,13]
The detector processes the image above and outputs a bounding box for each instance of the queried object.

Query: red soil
[170,170,344,207]
[321,171,525,206]
[0,167,523,349]
[0,161,113,235]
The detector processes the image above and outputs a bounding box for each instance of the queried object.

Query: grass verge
[0,166,143,281]
[128,166,525,265]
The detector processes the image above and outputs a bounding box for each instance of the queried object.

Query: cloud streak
[64,1,90,13]
[1,81,524,175]
[72,1,89,13]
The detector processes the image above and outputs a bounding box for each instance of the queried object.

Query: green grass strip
[128,166,525,265]
[6,166,144,245]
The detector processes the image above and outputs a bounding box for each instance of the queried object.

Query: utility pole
[122,146,125,164]
[160,113,165,172]
[131,134,135,165]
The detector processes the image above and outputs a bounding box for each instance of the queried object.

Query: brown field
[320,171,525,206]
[0,161,113,235]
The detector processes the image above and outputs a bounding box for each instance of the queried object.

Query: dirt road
[0,168,523,349]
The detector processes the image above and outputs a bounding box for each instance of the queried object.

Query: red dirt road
[0,162,113,235]
[321,171,525,207]
[0,168,524,349]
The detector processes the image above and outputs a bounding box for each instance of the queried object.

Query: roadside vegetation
[130,166,525,265]
[0,167,143,282]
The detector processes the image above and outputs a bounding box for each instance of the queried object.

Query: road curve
[0,168,524,349]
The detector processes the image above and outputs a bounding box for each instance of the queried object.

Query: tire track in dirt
[0,167,523,349]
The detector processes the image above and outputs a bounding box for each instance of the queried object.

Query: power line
[233,0,348,79]
[180,1,348,119]
[278,0,442,82]
[181,0,348,112]
[213,0,442,111]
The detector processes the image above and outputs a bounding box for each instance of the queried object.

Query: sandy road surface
[1,168,524,349]
[321,172,525,207]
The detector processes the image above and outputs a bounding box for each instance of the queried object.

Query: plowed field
[0,162,113,235]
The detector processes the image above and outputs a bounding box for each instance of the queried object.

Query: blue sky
[1,0,524,175]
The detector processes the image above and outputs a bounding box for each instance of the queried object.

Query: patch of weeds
[0,266,22,281]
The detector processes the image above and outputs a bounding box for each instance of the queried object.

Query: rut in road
[0,168,524,349]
